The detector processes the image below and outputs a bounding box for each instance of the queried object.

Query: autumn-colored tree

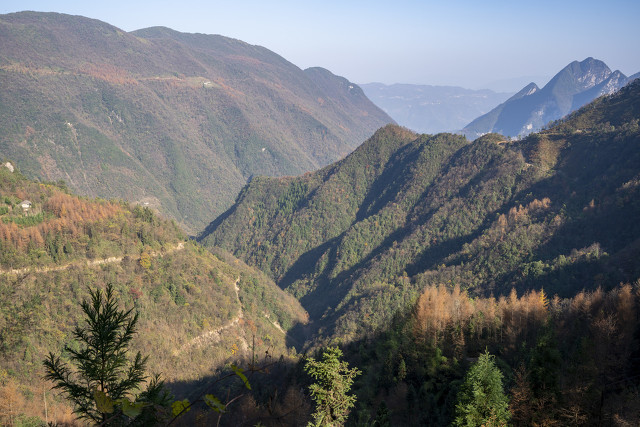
[509,363,533,426]
[0,378,25,426]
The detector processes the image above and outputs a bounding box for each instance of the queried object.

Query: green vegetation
[347,282,639,425]
[305,346,360,426]
[43,284,170,424]
[2,17,640,424]
[0,166,183,270]
[0,11,392,232]
[454,351,509,427]
[0,170,307,424]
[204,81,640,347]
[196,80,640,424]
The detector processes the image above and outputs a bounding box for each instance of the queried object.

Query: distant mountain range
[360,83,512,134]
[0,12,393,232]
[462,57,639,139]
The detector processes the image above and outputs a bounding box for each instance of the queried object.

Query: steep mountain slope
[0,166,307,422]
[0,12,393,233]
[360,83,512,133]
[460,83,539,137]
[462,58,632,138]
[202,80,640,346]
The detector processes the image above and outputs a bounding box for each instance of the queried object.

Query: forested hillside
[2,13,640,422]
[202,80,640,347]
[0,12,393,233]
[0,166,307,424]
[347,283,640,425]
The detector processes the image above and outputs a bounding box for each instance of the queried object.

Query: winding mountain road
[0,242,185,276]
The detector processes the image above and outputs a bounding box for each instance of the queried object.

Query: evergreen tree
[373,401,391,426]
[454,350,510,427]
[43,284,170,424]
[397,356,407,382]
[529,323,561,399]
[304,346,361,427]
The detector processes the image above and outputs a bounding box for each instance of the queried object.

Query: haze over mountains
[0,11,393,232]
[462,57,639,139]
[2,8,640,425]
[360,83,512,134]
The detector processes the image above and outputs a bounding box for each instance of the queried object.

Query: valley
[0,9,639,427]
[360,83,512,134]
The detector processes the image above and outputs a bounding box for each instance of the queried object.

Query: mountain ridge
[202,80,640,345]
[0,11,393,232]
[462,57,634,138]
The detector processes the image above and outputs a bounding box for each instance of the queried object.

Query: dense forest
[1,61,639,426]
[346,283,640,425]
[198,80,640,424]
[202,80,640,349]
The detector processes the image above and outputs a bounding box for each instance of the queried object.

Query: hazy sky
[2,0,639,90]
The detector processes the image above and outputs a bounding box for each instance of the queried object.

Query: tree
[373,401,391,426]
[509,363,533,426]
[454,350,510,427]
[43,284,170,425]
[0,378,25,426]
[304,346,361,427]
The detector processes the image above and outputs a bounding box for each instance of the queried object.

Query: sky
[2,0,639,91]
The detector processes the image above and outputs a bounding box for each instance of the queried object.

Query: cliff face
[463,58,632,138]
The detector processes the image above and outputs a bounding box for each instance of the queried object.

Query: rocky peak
[574,57,612,90]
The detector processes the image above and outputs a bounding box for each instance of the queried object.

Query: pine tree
[304,346,361,427]
[454,350,510,427]
[43,284,170,424]
[509,363,533,426]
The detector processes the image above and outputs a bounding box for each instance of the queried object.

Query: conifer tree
[454,350,510,427]
[43,284,170,424]
[304,346,361,427]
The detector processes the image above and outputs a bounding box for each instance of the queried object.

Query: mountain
[360,83,512,133]
[0,165,307,421]
[201,79,640,346]
[462,57,633,138]
[0,12,393,233]
[460,83,540,138]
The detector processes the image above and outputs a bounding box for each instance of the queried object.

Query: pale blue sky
[2,0,639,89]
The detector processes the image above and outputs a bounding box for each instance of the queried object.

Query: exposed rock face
[462,58,633,139]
